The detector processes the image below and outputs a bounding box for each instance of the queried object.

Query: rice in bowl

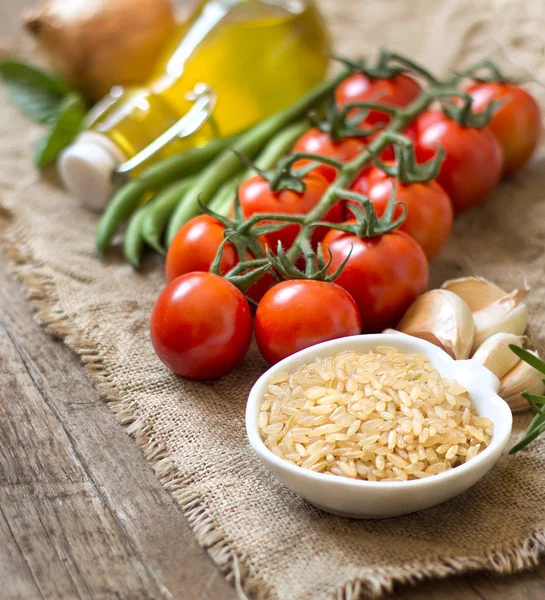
[258,347,494,481]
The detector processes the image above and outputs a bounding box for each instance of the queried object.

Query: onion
[24,0,178,100]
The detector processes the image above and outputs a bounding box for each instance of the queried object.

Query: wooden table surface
[2,2,545,599]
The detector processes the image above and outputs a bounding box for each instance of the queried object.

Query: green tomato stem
[239,213,307,232]
[384,52,441,86]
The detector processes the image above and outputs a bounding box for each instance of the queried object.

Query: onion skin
[24,0,177,101]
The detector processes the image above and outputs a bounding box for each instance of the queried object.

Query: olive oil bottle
[59,0,330,210]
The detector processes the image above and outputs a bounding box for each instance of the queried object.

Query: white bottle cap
[58,132,127,212]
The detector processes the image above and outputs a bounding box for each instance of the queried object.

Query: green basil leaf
[34,94,86,169]
[0,59,68,125]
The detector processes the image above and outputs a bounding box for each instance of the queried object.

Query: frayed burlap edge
[2,213,545,600]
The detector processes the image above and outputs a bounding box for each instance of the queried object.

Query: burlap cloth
[2,0,545,598]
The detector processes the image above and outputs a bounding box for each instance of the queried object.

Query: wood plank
[392,576,484,600]
[468,568,545,600]
[0,322,164,599]
[389,567,545,600]
[0,258,237,599]
[0,506,43,600]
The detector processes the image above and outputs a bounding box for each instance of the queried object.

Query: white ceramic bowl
[246,333,513,518]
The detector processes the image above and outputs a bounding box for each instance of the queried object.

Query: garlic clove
[441,276,506,312]
[472,333,525,379]
[499,353,545,413]
[471,289,528,354]
[397,289,475,360]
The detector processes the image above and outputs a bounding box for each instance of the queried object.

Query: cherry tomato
[255,280,362,364]
[238,171,342,250]
[166,215,236,283]
[466,82,541,176]
[150,272,252,379]
[349,165,453,260]
[322,225,429,333]
[166,214,273,304]
[415,111,503,212]
[336,73,421,126]
[292,128,365,182]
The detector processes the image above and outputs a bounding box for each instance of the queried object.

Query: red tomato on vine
[292,128,365,182]
[166,215,236,282]
[165,214,273,304]
[415,111,503,212]
[466,82,541,176]
[350,165,453,260]
[237,171,342,250]
[336,73,421,126]
[150,272,252,379]
[255,280,361,364]
[322,225,429,333]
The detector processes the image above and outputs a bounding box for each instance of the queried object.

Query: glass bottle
[59,0,330,210]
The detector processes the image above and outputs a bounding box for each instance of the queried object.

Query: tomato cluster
[150,71,541,380]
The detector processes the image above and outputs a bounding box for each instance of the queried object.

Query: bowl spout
[453,359,500,394]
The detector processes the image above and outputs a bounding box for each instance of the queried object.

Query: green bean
[137,134,239,189]
[207,178,239,216]
[123,204,149,269]
[207,121,309,217]
[166,70,349,245]
[141,177,197,254]
[96,180,146,259]
[250,120,309,173]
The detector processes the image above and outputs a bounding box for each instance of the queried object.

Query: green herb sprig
[509,345,545,454]
[0,59,87,168]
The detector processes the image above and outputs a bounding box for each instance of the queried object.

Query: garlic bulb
[472,332,524,379]
[24,0,177,100]
[441,276,505,312]
[499,352,545,413]
[471,289,528,353]
[397,289,475,360]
